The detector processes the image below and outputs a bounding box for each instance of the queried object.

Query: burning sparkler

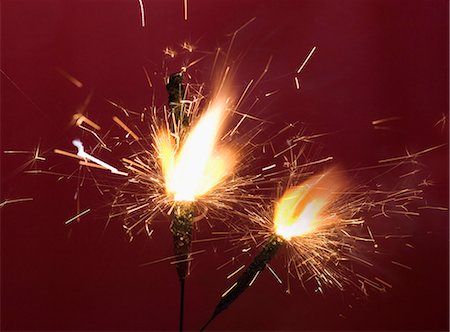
[200,146,435,331]
[201,169,345,330]
[163,71,239,330]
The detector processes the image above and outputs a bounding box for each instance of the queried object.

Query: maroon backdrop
[1,0,448,331]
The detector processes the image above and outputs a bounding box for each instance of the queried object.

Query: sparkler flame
[158,96,236,202]
[273,170,345,240]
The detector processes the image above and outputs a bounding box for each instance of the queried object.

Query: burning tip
[273,169,345,240]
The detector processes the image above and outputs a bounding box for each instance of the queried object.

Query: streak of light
[229,114,247,137]
[417,206,448,211]
[3,150,32,154]
[107,100,130,117]
[435,113,447,132]
[264,90,279,97]
[294,77,300,89]
[224,17,256,63]
[72,139,128,176]
[371,116,401,125]
[374,277,392,289]
[143,67,153,88]
[222,282,238,297]
[0,198,34,208]
[79,160,109,170]
[391,260,412,270]
[378,144,445,163]
[273,143,298,158]
[249,270,261,286]
[65,208,91,224]
[227,265,245,279]
[138,0,146,27]
[56,68,83,88]
[262,164,276,171]
[267,265,283,284]
[54,149,84,160]
[182,56,205,70]
[295,156,333,168]
[297,46,317,73]
[112,116,140,141]
[74,114,101,131]
[140,249,207,267]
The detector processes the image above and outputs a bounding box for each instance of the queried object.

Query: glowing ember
[158,96,236,202]
[273,170,345,240]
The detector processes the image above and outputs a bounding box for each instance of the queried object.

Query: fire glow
[273,170,345,240]
[157,96,237,202]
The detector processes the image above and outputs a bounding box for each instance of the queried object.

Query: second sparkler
[202,170,345,330]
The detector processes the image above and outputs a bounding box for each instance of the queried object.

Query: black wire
[179,278,185,332]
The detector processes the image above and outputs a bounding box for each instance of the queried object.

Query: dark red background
[1,0,448,331]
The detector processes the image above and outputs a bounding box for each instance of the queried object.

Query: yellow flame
[273,170,345,240]
[157,97,236,201]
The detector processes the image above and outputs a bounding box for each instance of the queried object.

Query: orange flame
[157,96,236,202]
[273,169,345,240]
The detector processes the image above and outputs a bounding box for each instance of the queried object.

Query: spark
[0,198,34,208]
[378,144,445,163]
[227,265,245,279]
[112,116,140,141]
[164,47,177,58]
[181,41,194,52]
[371,116,401,126]
[296,46,317,74]
[294,77,300,90]
[56,68,83,88]
[65,208,91,225]
[3,150,32,154]
[391,260,412,270]
[143,67,153,88]
[138,0,145,27]
[54,148,83,160]
[221,282,238,298]
[72,139,128,176]
[294,156,334,168]
[140,249,207,267]
[262,164,276,171]
[183,0,188,21]
[248,270,261,286]
[264,90,279,97]
[417,206,448,211]
[267,265,283,284]
[73,114,101,130]
[107,100,130,116]
[435,113,447,132]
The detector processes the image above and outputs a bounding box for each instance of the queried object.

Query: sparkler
[53,64,253,330]
[200,145,436,331]
[165,72,192,331]
[144,68,244,330]
[201,170,345,330]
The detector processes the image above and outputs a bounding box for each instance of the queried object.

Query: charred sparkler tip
[201,234,284,331]
[166,72,189,129]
